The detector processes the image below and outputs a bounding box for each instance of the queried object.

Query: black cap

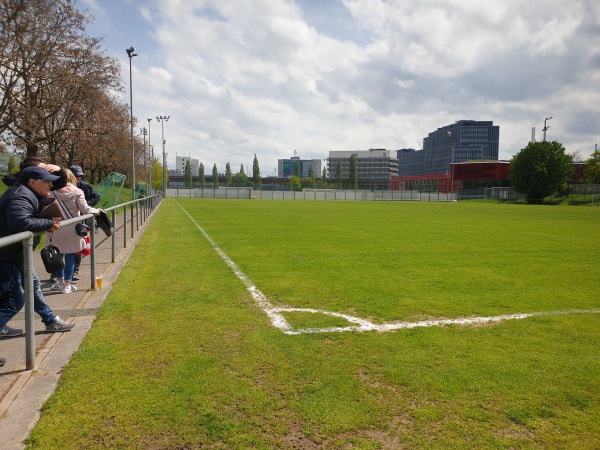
[19,166,60,184]
[69,165,85,177]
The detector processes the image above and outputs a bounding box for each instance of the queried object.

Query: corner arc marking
[176,201,600,334]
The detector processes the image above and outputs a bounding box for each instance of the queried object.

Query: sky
[77,0,600,174]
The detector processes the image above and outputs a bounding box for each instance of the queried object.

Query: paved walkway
[0,206,155,449]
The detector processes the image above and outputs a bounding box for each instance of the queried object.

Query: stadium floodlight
[126,46,138,199]
[147,118,152,195]
[156,116,170,196]
[542,116,553,141]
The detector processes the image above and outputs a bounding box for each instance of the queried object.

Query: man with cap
[69,165,100,207]
[0,166,75,337]
[69,165,100,280]
[3,157,67,191]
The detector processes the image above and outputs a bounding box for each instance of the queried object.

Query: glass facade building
[397,120,499,178]
[278,157,322,178]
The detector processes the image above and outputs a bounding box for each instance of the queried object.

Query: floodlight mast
[147,118,152,195]
[126,46,138,199]
[542,116,553,141]
[156,116,170,196]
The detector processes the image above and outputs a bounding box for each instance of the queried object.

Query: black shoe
[72,272,80,281]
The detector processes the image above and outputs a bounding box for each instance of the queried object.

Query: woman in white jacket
[46,169,100,294]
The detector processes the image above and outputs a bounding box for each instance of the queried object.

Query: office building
[327,149,398,190]
[394,120,500,192]
[278,156,322,178]
[175,156,200,176]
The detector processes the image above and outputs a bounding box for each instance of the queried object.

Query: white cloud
[86,0,600,171]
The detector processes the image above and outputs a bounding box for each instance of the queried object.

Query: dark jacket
[0,183,54,267]
[77,179,100,206]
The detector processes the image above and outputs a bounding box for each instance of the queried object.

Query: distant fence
[167,188,457,202]
[572,184,600,194]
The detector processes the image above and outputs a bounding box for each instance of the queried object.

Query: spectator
[48,169,100,294]
[3,157,67,191]
[0,167,74,337]
[3,158,66,283]
[69,165,100,206]
[69,165,100,280]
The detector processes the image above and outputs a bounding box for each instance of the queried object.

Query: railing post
[22,234,36,371]
[123,205,128,247]
[130,203,134,238]
[89,217,97,290]
[111,209,117,263]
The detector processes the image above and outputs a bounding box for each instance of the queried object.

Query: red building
[391,161,510,193]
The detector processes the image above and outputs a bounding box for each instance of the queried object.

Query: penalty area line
[176,201,600,335]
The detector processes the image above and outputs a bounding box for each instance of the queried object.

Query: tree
[252,154,261,189]
[288,175,301,191]
[0,0,121,159]
[583,150,600,184]
[509,141,573,203]
[294,161,300,177]
[7,155,16,173]
[184,160,192,188]
[212,163,218,188]
[225,162,232,186]
[308,164,314,184]
[232,164,249,187]
[198,162,206,188]
[349,154,358,190]
[335,161,342,189]
[322,166,327,184]
[151,157,163,191]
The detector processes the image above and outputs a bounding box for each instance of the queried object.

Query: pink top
[45,184,100,254]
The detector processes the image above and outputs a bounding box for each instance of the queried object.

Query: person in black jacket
[69,165,100,280]
[4,158,67,283]
[69,165,100,206]
[0,167,75,336]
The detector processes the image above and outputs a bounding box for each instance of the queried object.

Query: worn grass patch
[26,199,600,449]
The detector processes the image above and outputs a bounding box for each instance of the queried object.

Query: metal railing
[0,194,161,370]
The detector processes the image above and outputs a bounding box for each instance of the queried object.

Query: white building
[175,156,200,175]
[327,149,398,189]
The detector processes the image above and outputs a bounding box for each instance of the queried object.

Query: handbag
[75,223,90,237]
[39,197,65,219]
[40,237,65,273]
[77,235,91,256]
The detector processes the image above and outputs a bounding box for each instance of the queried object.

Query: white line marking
[177,201,600,335]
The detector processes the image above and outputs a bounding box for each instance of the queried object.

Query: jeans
[57,253,76,282]
[0,262,57,327]
[31,269,56,324]
[0,262,24,329]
